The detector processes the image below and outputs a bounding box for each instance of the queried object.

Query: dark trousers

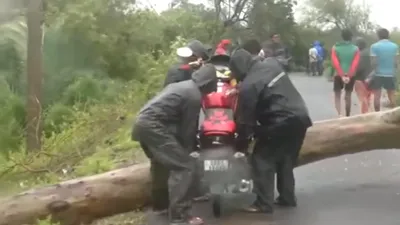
[317,60,324,76]
[137,124,196,222]
[149,160,170,211]
[251,126,307,212]
[149,158,208,212]
[310,61,317,75]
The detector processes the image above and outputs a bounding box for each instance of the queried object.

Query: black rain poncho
[132,64,217,222]
[229,49,311,212]
[133,64,217,166]
[229,49,312,150]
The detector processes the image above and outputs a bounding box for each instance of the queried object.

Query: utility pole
[26,0,44,151]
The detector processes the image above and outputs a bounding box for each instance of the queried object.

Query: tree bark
[1,108,400,225]
[26,0,44,151]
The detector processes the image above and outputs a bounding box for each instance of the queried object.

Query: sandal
[189,217,204,225]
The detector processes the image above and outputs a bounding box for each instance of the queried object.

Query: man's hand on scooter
[225,88,238,97]
[188,58,203,69]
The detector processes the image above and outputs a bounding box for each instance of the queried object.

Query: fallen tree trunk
[1,107,400,225]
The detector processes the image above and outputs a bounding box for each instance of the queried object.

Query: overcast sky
[140,0,400,29]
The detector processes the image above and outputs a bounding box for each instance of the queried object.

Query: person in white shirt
[309,45,318,76]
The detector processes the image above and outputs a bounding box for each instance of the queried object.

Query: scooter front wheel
[212,194,222,218]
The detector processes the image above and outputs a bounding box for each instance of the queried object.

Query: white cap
[176,47,193,58]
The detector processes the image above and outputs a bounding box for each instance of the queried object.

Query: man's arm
[163,67,187,87]
[370,44,378,72]
[331,47,344,76]
[348,49,360,78]
[132,85,183,141]
[235,82,259,151]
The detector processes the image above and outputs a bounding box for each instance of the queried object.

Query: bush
[0,36,186,194]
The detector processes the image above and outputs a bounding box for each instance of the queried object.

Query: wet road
[148,73,400,225]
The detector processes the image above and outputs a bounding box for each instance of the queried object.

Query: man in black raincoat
[241,39,263,58]
[229,49,312,213]
[163,40,210,87]
[132,65,217,225]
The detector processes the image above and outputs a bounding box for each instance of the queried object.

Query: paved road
[148,73,400,225]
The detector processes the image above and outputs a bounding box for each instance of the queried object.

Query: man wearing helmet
[164,40,210,87]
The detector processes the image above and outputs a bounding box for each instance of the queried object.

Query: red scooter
[191,54,255,217]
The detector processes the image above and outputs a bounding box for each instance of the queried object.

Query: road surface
[147,73,400,225]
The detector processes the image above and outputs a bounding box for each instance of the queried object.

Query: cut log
[1,107,400,225]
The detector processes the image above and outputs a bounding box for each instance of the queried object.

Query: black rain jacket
[229,49,312,150]
[133,64,218,153]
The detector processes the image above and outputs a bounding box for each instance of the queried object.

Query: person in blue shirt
[369,28,399,111]
[313,40,324,75]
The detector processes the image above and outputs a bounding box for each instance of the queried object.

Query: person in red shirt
[215,39,231,55]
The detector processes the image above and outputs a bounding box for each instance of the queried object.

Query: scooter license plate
[204,160,229,171]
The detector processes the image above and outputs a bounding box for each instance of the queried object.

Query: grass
[93,212,145,225]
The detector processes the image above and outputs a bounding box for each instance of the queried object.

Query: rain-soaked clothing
[132,65,217,223]
[187,40,210,61]
[229,49,312,212]
[164,63,193,87]
[163,40,210,87]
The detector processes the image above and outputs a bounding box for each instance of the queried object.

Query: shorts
[368,76,396,91]
[333,76,355,92]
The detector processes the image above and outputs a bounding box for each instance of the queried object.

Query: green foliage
[0,31,182,194]
[37,216,60,225]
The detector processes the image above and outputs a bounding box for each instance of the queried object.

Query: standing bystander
[368,28,399,111]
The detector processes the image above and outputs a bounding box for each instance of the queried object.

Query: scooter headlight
[239,179,253,193]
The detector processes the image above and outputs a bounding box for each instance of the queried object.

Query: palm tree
[0,16,28,61]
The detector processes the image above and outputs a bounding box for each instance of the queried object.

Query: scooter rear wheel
[212,195,222,218]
